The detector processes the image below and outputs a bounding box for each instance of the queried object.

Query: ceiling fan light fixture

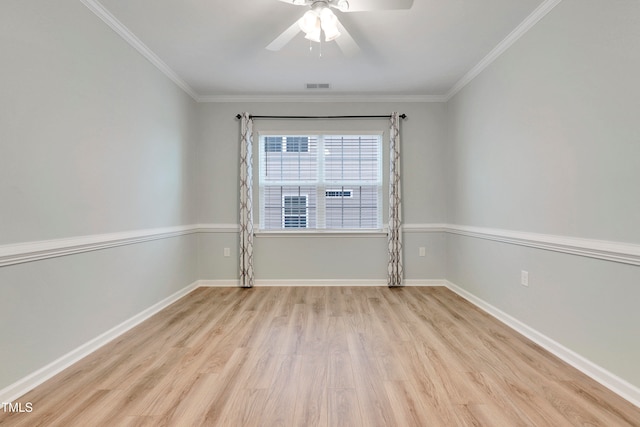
[322,22,340,41]
[323,28,340,42]
[295,2,344,45]
[336,0,349,12]
[298,10,320,34]
[304,28,322,42]
[319,7,340,41]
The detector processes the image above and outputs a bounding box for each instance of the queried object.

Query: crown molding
[195,94,448,103]
[80,0,562,104]
[444,0,563,101]
[79,0,199,101]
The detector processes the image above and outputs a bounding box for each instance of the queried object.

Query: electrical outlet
[223,247,230,257]
[419,247,426,257]
[521,270,529,287]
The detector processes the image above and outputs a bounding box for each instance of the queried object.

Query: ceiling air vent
[306,83,331,90]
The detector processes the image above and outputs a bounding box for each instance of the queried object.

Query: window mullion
[316,135,326,229]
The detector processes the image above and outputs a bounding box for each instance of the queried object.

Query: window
[264,136,283,153]
[325,190,352,198]
[283,195,308,228]
[285,136,309,153]
[264,136,309,153]
[259,134,382,230]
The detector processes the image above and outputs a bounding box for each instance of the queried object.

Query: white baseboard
[255,279,388,287]
[0,280,200,404]
[200,279,387,287]
[444,280,640,408]
[197,279,241,287]
[403,279,446,287]
[198,279,446,287]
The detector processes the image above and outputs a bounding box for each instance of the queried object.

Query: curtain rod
[235,114,407,120]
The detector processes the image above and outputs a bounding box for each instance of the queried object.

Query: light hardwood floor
[1,286,639,426]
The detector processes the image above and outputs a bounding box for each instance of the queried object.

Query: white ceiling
[90,0,551,100]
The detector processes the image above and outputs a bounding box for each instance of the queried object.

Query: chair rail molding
[2,222,638,268]
[445,224,640,267]
[0,225,199,268]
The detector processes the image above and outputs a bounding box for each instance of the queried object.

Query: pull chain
[307,37,323,58]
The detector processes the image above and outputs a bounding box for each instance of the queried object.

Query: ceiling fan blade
[276,0,308,5]
[334,20,360,57]
[342,0,413,12]
[266,20,302,51]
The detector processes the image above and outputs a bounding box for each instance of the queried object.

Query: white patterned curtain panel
[239,113,254,288]
[388,112,404,287]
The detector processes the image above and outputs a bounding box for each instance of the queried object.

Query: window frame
[257,131,384,234]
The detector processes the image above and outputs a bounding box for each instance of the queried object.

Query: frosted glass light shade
[298,10,319,34]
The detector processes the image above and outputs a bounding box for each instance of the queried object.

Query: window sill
[254,229,387,238]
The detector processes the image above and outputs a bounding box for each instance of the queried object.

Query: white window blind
[259,134,382,230]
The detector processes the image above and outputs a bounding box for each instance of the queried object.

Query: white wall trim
[195,223,240,233]
[444,280,640,408]
[197,279,241,287]
[403,279,447,287]
[445,224,640,267]
[4,222,638,269]
[199,279,446,287]
[0,280,200,404]
[444,0,563,101]
[403,223,449,233]
[198,223,448,235]
[79,0,198,101]
[196,94,448,103]
[200,279,389,287]
[255,230,387,238]
[257,279,388,287]
[402,223,640,266]
[0,225,198,268]
[254,279,448,287]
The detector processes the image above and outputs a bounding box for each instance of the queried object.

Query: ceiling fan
[266,0,414,56]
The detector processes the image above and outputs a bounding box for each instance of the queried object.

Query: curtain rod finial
[236,114,242,119]
[399,114,407,119]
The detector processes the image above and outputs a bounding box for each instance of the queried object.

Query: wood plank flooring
[1,286,639,426]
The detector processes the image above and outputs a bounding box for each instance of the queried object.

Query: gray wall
[196,102,448,282]
[445,0,640,387]
[0,0,199,389]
